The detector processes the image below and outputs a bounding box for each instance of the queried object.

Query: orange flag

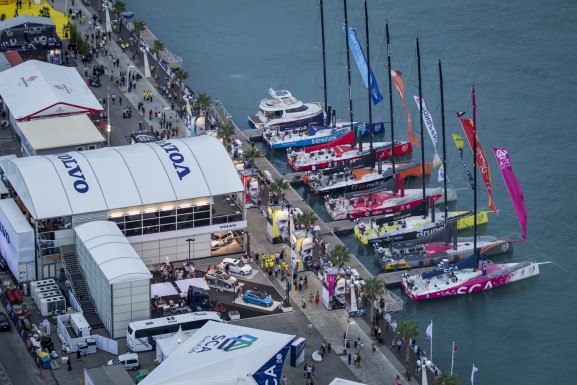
[391,69,420,147]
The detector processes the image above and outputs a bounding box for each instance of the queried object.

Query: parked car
[220,258,252,276]
[205,270,237,288]
[0,313,10,331]
[107,352,140,371]
[242,290,274,307]
[211,231,235,251]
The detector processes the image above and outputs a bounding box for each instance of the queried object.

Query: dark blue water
[126,1,577,383]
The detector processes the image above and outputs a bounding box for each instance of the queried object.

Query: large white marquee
[0,136,244,219]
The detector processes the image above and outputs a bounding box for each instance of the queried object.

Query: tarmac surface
[0,0,436,384]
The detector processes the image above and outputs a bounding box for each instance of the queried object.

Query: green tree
[433,373,460,385]
[173,69,189,103]
[150,39,165,59]
[111,0,127,20]
[131,20,146,41]
[196,92,212,115]
[269,178,289,198]
[39,6,51,17]
[217,123,236,150]
[397,320,420,379]
[329,244,350,269]
[297,210,317,229]
[361,276,383,321]
[243,147,261,175]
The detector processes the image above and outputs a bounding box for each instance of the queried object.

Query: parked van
[107,352,140,371]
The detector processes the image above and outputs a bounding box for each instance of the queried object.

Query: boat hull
[401,261,540,301]
[288,141,412,172]
[248,109,324,130]
[265,130,348,149]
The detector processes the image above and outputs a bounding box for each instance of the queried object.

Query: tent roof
[75,221,152,284]
[156,327,189,358]
[84,364,135,385]
[0,199,32,235]
[0,136,244,219]
[329,379,366,385]
[139,321,294,385]
[0,60,103,120]
[18,114,106,150]
[0,15,55,31]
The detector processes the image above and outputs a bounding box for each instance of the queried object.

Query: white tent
[139,321,294,385]
[0,60,103,121]
[155,326,189,363]
[0,136,244,219]
[329,379,367,385]
[0,199,35,282]
[75,221,152,338]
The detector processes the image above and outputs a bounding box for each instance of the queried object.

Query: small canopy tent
[329,379,367,385]
[155,326,189,363]
[139,321,294,385]
[0,59,103,121]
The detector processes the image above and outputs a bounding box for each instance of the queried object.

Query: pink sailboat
[401,82,541,301]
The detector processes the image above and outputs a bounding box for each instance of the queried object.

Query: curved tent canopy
[0,60,103,120]
[75,221,152,284]
[0,136,244,219]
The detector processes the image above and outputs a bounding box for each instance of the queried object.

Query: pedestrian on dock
[67,358,72,371]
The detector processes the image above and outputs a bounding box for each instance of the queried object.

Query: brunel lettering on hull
[58,154,89,193]
[155,141,191,180]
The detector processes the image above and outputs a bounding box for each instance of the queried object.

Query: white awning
[173,278,209,293]
[0,136,244,219]
[139,321,294,385]
[74,221,152,284]
[151,282,179,298]
[0,60,103,120]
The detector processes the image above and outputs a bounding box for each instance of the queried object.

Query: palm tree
[196,92,212,115]
[269,177,289,197]
[329,244,351,270]
[433,373,460,385]
[111,0,127,21]
[362,276,383,321]
[173,69,189,103]
[217,123,236,150]
[150,39,165,60]
[243,147,261,175]
[397,320,420,379]
[131,20,146,41]
[297,210,317,229]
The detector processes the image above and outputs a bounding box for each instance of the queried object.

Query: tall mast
[386,22,396,179]
[416,38,426,217]
[472,86,481,274]
[320,0,329,125]
[364,0,374,168]
[343,0,355,140]
[439,60,448,225]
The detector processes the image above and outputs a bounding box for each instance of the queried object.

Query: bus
[126,312,224,352]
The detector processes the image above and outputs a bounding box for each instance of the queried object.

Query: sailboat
[401,85,541,301]
[353,40,487,246]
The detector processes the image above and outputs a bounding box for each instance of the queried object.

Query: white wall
[131,233,212,267]
[111,280,150,339]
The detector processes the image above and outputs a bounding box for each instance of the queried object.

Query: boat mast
[416,38,427,218]
[320,0,329,126]
[343,0,354,135]
[439,60,448,226]
[472,86,482,275]
[386,22,396,181]
[364,0,374,168]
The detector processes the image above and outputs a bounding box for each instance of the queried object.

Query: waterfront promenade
[0,1,432,384]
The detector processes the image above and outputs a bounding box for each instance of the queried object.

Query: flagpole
[430,320,433,362]
[471,364,478,385]
[451,341,455,375]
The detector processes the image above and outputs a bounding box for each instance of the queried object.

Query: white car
[220,258,252,276]
[107,352,139,371]
[211,231,235,251]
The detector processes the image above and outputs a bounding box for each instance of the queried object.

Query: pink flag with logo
[492,148,528,240]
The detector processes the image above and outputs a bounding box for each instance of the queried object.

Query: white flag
[471,364,479,384]
[438,165,445,182]
[425,321,433,341]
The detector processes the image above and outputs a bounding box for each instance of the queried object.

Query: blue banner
[344,27,383,105]
[252,344,291,385]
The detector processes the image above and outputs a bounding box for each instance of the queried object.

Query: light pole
[107,87,111,146]
[344,318,355,354]
[186,238,195,263]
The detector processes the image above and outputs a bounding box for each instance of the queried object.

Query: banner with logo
[344,27,383,105]
[0,199,35,283]
[266,207,290,244]
[253,343,291,385]
[413,96,441,166]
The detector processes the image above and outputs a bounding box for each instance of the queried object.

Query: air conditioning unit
[32,284,60,303]
[39,296,66,316]
[70,313,91,337]
[30,279,56,292]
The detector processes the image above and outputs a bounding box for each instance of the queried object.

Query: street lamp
[107,87,111,146]
[344,318,355,354]
[186,238,195,263]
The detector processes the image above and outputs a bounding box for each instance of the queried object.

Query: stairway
[60,245,98,319]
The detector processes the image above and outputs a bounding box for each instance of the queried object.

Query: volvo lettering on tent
[155,141,191,180]
[58,154,89,193]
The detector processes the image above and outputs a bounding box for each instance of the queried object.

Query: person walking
[309,290,314,303]
[348,352,352,365]
[67,358,72,371]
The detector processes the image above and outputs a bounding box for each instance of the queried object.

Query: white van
[107,352,140,371]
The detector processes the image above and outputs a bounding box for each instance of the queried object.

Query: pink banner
[493,148,528,240]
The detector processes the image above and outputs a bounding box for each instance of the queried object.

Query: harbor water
[126,0,576,383]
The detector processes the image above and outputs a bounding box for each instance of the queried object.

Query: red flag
[391,69,420,147]
[459,118,498,214]
[454,343,459,353]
